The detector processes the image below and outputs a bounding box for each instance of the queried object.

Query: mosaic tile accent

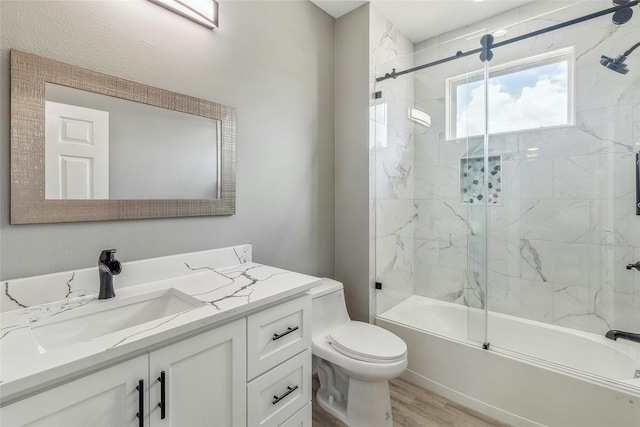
[460,156,502,205]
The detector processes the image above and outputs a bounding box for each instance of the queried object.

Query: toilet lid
[328,321,407,362]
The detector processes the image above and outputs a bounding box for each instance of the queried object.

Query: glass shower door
[372,24,493,348]
[482,3,640,376]
[457,47,497,348]
[371,18,487,324]
[455,33,491,347]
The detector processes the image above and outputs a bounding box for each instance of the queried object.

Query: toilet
[310,278,407,427]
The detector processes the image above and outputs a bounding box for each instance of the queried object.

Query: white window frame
[446,46,575,140]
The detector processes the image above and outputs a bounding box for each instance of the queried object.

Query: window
[447,47,574,139]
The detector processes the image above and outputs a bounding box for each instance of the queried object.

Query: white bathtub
[376,295,640,427]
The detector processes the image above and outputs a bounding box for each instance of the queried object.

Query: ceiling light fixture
[148,0,218,29]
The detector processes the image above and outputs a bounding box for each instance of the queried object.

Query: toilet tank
[309,278,351,336]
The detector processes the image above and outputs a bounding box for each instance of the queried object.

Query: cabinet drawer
[247,349,311,427]
[279,402,311,427]
[247,295,311,378]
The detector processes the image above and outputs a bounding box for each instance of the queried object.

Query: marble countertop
[0,262,321,404]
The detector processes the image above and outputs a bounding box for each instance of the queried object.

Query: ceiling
[311,0,534,43]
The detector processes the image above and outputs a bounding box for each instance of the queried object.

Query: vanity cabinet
[0,244,322,427]
[1,319,246,427]
[1,294,312,427]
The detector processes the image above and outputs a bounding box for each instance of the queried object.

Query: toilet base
[316,377,393,427]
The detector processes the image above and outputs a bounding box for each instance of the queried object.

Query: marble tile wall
[370,6,416,315]
[370,1,640,333]
[376,1,640,336]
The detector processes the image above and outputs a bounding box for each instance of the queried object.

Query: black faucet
[626,261,640,271]
[605,330,640,344]
[98,249,122,299]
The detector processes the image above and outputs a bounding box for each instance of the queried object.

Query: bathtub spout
[605,330,640,343]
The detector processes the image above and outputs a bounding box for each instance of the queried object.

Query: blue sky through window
[454,59,570,138]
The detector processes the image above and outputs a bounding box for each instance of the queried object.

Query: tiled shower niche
[460,155,502,205]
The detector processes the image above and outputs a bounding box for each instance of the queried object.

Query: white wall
[335,4,370,322]
[0,1,335,280]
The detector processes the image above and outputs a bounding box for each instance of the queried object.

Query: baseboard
[399,369,545,427]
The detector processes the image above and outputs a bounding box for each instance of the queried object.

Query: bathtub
[376,295,640,427]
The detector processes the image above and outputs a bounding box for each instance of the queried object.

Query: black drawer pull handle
[136,379,144,427]
[157,371,166,420]
[272,385,298,405]
[273,326,299,341]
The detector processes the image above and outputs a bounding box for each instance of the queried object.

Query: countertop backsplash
[1,244,252,313]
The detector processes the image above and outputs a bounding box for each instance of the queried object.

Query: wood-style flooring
[311,374,510,427]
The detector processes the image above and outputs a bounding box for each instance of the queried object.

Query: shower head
[600,54,629,74]
[600,41,640,74]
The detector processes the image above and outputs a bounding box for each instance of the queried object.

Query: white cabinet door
[148,319,247,426]
[1,355,147,427]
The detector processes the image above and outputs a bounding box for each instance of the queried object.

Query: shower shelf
[460,155,502,205]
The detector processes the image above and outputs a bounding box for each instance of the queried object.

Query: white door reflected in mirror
[44,83,221,201]
[45,101,110,200]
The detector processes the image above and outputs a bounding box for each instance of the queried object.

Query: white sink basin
[31,288,204,352]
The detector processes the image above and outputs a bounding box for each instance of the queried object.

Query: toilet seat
[328,321,407,364]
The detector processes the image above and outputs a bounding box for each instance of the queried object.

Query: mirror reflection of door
[45,101,109,199]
